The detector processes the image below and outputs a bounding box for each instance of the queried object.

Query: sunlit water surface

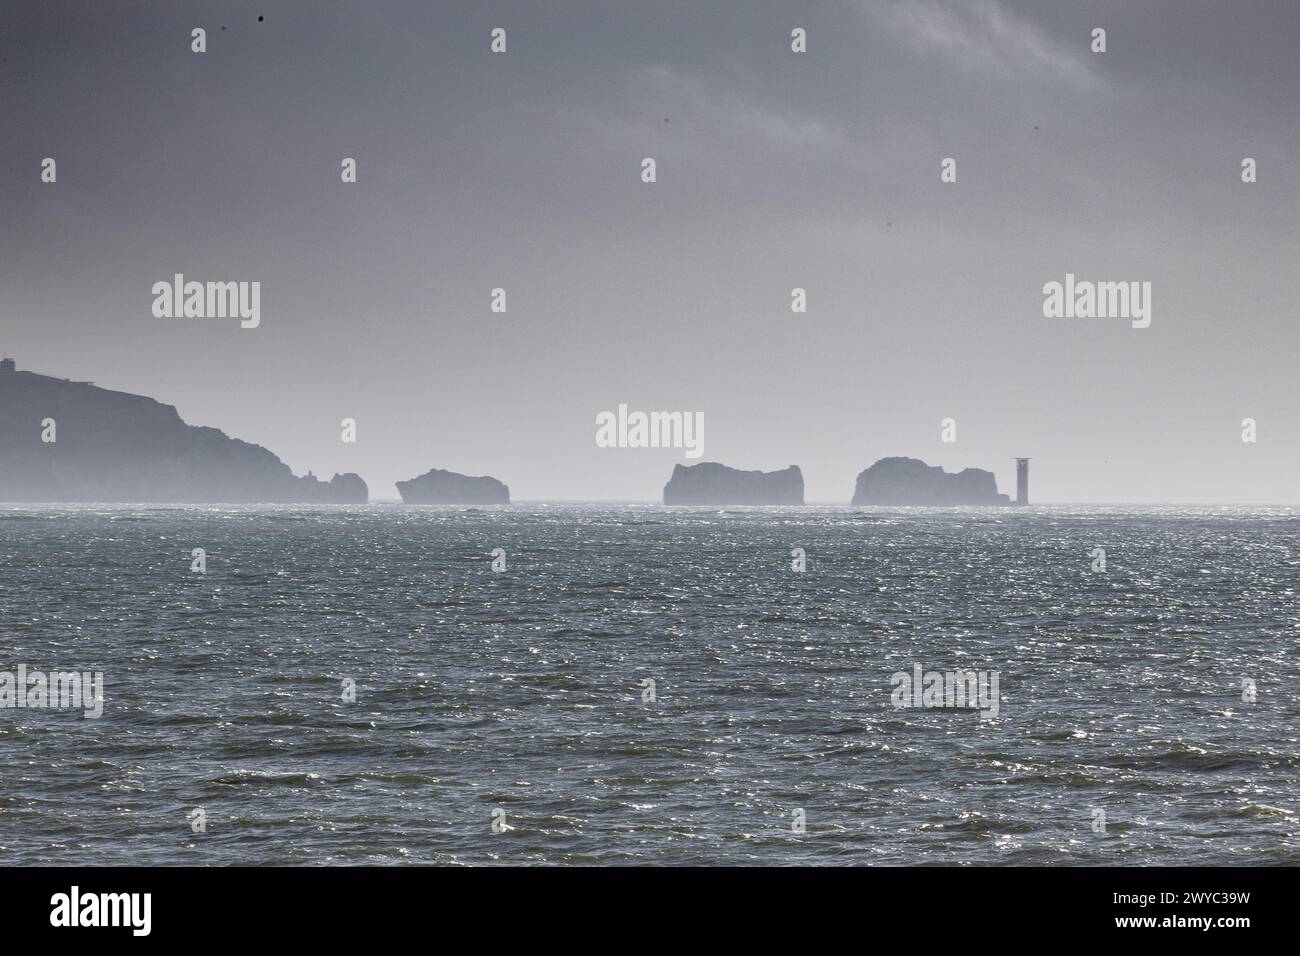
[1,504,1297,865]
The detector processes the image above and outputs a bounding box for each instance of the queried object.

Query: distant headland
[0,360,365,503]
[1,360,1031,506]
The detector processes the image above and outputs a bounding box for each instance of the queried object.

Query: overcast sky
[3,0,1299,501]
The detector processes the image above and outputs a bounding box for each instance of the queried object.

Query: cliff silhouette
[396,468,510,504]
[663,462,804,505]
[0,364,366,503]
[852,457,1009,505]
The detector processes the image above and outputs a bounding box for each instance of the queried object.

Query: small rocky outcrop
[396,467,510,504]
[309,472,368,504]
[851,457,1009,505]
[663,462,804,505]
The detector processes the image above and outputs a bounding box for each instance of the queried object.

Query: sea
[0,504,1296,865]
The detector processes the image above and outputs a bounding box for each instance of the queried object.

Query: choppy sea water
[0,504,1297,866]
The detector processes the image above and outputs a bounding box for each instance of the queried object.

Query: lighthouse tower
[1014,459,1030,506]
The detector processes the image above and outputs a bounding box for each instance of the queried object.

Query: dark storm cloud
[2,1,1298,500]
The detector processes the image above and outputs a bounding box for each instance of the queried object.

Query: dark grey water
[1,504,1297,865]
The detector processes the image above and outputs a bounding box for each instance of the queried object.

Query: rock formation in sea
[662,462,804,505]
[851,457,1009,505]
[0,362,367,503]
[396,467,510,504]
